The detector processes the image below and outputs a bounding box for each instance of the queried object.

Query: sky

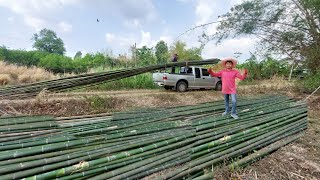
[0,0,257,63]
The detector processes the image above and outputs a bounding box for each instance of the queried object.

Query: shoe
[222,112,228,116]
[231,114,239,119]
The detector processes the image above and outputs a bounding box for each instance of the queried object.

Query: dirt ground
[0,86,319,180]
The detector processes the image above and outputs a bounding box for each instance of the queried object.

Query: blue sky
[0,0,256,63]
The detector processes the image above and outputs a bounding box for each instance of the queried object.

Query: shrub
[295,72,320,93]
[90,73,158,90]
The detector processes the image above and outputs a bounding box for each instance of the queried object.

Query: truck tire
[176,81,187,92]
[215,81,222,91]
[164,85,172,90]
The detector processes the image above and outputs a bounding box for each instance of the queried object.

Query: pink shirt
[209,69,247,94]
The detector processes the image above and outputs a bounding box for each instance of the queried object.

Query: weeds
[89,73,159,90]
[86,95,124,112]
[152,93,178,103]
[295,72,320,93]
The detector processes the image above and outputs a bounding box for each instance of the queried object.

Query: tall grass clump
[0,61,56,85]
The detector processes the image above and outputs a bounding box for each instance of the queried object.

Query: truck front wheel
[216,81,222,91]
[176,81,187,92]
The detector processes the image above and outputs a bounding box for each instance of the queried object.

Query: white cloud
[7,16,14,22]
[105,33,135,49]
[0,0,76,15]
[176,0,193,3]
[105,33,116,43]
[195,0,217,25]
[202,37,257,62]
[0,0,77,31]
[176,0,255,62]
[58,21,72,32]
[105,31,174,56]
[159,35,173,45]
[84,0,157,29]
[0,0,159,32]
[23,15,47,31]
[138,31,153,47]
[123,19,141,29]
[115,0,156,22]
[0,32,33,50]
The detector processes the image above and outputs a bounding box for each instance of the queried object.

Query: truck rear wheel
[176,81,187,92]
[216,81,222,91]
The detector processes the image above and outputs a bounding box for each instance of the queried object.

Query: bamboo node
[241,109,250,112]
[71,161,89,174]
[107,125,118,130]
[220,135,231,142]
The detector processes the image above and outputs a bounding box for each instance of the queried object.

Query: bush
[238,56,290,81]
[39,54,74,73]
[86,95,123,112]
[88,73,158,90]
[295,72,320,93]
[0,46,49,67]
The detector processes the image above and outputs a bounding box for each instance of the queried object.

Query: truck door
[193,67,205,87]
[201,68,215,87]
[195,68,209,88]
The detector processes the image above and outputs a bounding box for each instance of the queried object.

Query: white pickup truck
[152,66,222,92]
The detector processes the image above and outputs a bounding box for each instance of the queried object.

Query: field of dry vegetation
[0,61,56,85]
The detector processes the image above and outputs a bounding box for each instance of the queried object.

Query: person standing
[171,53,178,73]
[208,58,248,119]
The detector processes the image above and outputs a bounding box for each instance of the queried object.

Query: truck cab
[153,66,222,92]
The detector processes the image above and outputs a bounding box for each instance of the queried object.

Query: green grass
[87,73,160,90]
[295,71,320,93]
[238,79,259,85]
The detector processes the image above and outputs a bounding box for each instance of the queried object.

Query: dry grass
[0,74,11,85]
[238,76,294,95]
[0,61,56,85]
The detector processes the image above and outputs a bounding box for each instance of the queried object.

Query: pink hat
[221,57,237,68]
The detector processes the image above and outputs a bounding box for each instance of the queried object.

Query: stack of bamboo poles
[0,59,220,99]
[0,95,307,179]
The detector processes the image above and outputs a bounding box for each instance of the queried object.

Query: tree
[198,0,320,73]
[0,46,9,60]
[0,46,49,66]
[184,47,202,60]
[136,46,156,66]
[155,40,169,64]
[170,41,202,61]
[39,54,73,73]
[73,56,89,73]
[91,53,106,68]
[32,28,66,55]
[74,51,82,59]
